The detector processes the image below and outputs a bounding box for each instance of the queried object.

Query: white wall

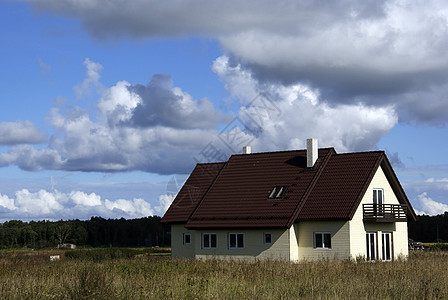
[297,220,350,261]
[349,165,409,260]
[289,223,300,261]
[194,228,291,261]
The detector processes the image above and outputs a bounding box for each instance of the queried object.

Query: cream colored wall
[394,222,409,258]
[349,165,409,260]
[171,224,195,259]
[297,221,350,261]
[289,224,300,261]
[194,228,291,261]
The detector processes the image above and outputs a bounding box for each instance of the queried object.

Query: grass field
[0,249,447,299]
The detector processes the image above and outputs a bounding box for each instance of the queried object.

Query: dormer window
[268,186,288,199]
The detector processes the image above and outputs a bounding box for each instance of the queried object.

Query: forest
[0,216,169,249]
[0,212,446,249]
[409,212,448,242]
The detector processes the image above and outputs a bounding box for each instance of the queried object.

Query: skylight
[268,186,288,199]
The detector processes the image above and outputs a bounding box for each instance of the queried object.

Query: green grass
[0,249,447,299]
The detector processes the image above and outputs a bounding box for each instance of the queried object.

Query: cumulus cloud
[0,145,63,171]
[417,192,448,216]
[0,54,402,173]
[154,194,175,216]
[0,60,226,174]
[213,56,397,153]
[0,188,169,221]
[0,121,47,145]
[27,0,448,124]
[128,74,228,129]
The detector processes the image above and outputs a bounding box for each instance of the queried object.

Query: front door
[382,232,393,261]
[366,232,377,261]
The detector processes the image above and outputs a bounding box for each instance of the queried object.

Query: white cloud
[154,193,175,216]
[0,60,227,174]
[27,0,448,123]
[0,188,171,221]
[105,198,154,217]
[0,194,16,211]
[425,178,448,183]
[74,58,104,97]
[14,189,65,216]
[97,80,141,125]
[0,121,47,145]
[417,192,448,215]
[213,56,398,153]
[70,191,102,206]
[0,145,64,171]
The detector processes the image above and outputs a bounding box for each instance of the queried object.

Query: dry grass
[0,250,447,299]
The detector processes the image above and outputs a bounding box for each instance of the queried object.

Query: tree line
[0,212,446,249]
[409,212,448,243]
[0,216,170,249]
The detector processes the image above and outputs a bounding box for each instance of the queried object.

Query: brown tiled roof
[161,162,225,223]
[298,151,383,220]
[162,148,417,228]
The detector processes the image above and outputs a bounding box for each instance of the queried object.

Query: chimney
[307,138,318,168]
[243,146,251,154]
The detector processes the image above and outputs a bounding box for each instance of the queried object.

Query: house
[161,139,417,261]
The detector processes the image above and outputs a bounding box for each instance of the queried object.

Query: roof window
[268,186,288,199]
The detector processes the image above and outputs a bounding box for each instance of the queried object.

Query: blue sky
[0,0,448,221]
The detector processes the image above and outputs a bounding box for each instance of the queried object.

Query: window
[183,233,191,245]
[366,232,377,261]
[373,189,384,216]
[229,233,244,249]
[313,232,331,249]
[202,233,217,249]
[264,233,272,244]
[268,186,288,199]
[382,232,393,261]
[373,189,383,204]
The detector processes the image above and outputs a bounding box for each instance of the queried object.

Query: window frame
[366,232,377,261]
[373,188,384,204]
[313,232,332,249]
[381,232,393,261]
[228,233,244,249]
[183,233,191,245]
[202,233,217,249]
[264,232,272,244]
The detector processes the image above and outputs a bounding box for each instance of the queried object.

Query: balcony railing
[363,204,408,222]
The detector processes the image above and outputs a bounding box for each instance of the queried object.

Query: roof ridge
[194,162,227,166]
[346,152,384,218]
[230,147,336,157]
[334,150,385,156]
[286,148,336,227]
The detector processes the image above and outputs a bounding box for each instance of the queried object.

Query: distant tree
[54,222,71,246]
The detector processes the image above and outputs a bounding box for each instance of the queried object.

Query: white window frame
[313,232,332,249]
[183,233,191,245]
[263,232,272,244]
[373,188,384,204]
[366,232,377,261]
[228,233,244,249]
[202,233,217,249]
[382,232,393,261]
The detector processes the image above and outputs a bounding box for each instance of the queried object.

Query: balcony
[363,204,408,222]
